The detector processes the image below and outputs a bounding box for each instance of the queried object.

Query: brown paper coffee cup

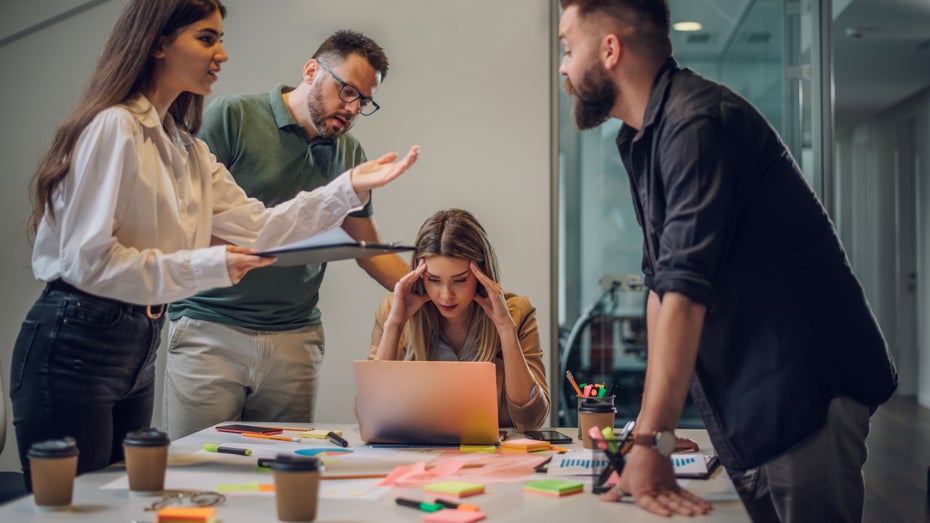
[271,455,322,522]
[28,437,79,510]
[123,427,170,494]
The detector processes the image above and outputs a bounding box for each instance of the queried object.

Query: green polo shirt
[168,84,371,330]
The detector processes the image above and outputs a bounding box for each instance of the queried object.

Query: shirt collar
[270,83,335,147]
[122,93,193,146]
[617,57,680,147]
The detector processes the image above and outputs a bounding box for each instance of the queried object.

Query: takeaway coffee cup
[122,427,170,495]
[271,454,322,522]
[27,437,79,510]
[578,396,617,449]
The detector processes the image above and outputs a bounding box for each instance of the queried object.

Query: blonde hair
[401,209,502,362]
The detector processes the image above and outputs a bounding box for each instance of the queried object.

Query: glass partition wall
[555,0,826,426]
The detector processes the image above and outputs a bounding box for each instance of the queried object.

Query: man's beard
[308,83,354,139]
[566,66,617,130]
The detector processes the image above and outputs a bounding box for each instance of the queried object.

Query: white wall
[835,86,930,406]
[0,0,553,472]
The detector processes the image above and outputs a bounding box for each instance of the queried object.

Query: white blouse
[32,94,363,306]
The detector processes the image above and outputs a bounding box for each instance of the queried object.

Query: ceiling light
[673,21,703,32]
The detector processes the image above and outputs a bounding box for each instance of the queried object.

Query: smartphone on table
[215,424,282,435]
[523,430,573,444]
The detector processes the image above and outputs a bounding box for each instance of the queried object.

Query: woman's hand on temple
[470,262,514,331]
[225,245,276,284]
[386,259,431,326]
[350,145,420,201]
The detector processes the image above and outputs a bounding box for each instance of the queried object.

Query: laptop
[352,360,500,445]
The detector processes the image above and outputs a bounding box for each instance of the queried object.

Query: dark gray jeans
[10,282,164,491]
[729,396,871,523]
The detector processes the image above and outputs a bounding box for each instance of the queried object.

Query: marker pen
[327,431,349,447]
[203,443,252,456]
[435,498,481,512]
[395,497,443,513]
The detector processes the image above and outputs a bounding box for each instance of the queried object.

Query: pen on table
[241,432,301,442]
[395,497,443,513]
[203,443,252,456]
[565,370,583,397]
[435,498,481,512]
[327,431,349,447]
[257,458,275,468]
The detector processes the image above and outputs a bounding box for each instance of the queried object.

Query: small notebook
[353,360,500,445]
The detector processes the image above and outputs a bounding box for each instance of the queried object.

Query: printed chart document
[258,228,414,267]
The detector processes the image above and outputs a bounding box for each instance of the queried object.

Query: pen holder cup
[589,436,628,494]
[577,396,616,449]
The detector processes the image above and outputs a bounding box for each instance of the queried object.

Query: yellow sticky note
[459,444,497,453]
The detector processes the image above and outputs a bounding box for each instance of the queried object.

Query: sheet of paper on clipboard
[258,228,414,267]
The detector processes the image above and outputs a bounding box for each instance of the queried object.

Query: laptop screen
[353,360,500,445]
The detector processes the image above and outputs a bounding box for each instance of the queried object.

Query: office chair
[0,362,26,505]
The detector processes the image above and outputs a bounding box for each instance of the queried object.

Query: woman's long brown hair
[28,0,226,234]
[402,209,503,363]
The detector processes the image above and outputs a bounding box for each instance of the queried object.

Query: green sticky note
[424,481,485,497]
[523,479,584,497]
[215,481,261,493]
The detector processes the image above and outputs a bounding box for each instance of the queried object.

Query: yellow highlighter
[601,426,619,453]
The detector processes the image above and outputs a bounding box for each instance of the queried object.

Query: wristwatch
[632,431,676,457]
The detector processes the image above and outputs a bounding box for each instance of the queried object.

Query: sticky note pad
[156,506,218,523]
[500,438,550,452]
[523,478,584,497]
[422,509,487,523]
[424,481,486,497]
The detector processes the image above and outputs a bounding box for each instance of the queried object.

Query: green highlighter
[395,497,443,512]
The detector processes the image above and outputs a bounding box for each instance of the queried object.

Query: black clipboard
[258,241,414,267]
[256,228,414,267]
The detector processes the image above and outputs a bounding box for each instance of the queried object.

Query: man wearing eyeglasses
[164,30,408,440]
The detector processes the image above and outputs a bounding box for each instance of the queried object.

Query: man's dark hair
[560,0,672,60]
[313,29,389,80]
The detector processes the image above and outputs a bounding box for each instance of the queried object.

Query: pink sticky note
[422,509,487,523]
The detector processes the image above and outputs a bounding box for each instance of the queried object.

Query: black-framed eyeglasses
[316,60,380,116]
[144,490,226,511]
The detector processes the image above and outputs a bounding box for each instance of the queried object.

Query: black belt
[45,279,166,319]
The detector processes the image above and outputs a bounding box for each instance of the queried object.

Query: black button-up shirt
[617,58,897,471]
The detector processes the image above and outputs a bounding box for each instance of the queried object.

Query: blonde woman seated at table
[369,209,549,432]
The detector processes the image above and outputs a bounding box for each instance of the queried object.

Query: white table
[0,425,750,522]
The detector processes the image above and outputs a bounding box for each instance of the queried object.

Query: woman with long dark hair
[12,0,417,486]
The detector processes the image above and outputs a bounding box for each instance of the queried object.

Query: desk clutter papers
[545,451,611,476]
[672,453,720,479]
[544,450,719,480]
[523,478,584,497]
[379,452,547,487]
